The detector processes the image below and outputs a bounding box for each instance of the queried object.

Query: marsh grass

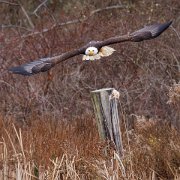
[0,115,179,179]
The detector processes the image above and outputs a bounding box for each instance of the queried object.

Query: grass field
[0,114,179,179]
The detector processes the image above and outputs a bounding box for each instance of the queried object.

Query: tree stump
[91,88,123,156]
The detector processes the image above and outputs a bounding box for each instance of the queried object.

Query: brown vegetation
[0,0,180,179]
[0,115,179,179]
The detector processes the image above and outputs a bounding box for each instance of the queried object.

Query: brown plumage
[9,21,172,76]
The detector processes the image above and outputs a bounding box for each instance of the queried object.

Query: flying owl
[9,21,172,76]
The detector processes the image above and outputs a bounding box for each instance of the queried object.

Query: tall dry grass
[0,114,179,179]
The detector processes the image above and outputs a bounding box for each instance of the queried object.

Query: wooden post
[91,88,123,157]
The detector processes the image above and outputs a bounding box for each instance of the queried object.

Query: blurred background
[1,0,179,127]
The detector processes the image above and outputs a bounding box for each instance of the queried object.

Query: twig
[172,53,180,72]
[0,1,34,30]
[90,4,125,16]
[21,4,126,38]
[0,0,19,6]
[1,4,126,37]
[33,0,48,15]
[1,24,32,31]
[19,2,35,29]
[171,26,180,41]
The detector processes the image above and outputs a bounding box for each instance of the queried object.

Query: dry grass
[167,81,180,105]
[0,114,179,179]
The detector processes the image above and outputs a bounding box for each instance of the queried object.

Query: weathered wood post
[91,88,123,157]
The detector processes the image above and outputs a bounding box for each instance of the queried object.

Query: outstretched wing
[130,21,172,42]
[9,21,172,76]
[98,21,172,46]
[9,48,85,76]
[9,58,53,76]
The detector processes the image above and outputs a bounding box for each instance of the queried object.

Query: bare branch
[21,4,127,38]
[0,0,19,6]
[1,4,126,38]
[19,2,35,29]
[1,24,32,31]
[0,1,34,29]
[171,25,180,41]
[32,0,48,15]
[90,4,125,15]
[172,53,180,73]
